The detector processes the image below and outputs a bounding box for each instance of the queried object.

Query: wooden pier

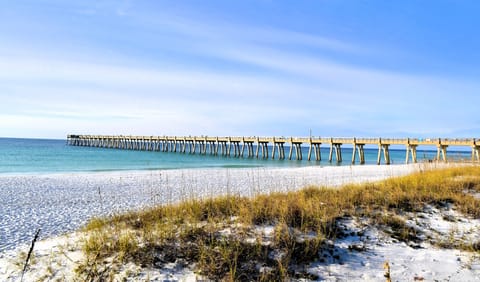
[67,135,480,165]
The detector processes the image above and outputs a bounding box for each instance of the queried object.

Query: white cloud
[2,50,479,139]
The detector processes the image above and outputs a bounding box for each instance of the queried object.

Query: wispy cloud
[2,50,477,138]
[1,1,479,138]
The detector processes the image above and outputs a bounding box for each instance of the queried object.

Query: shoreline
[0,161,457,177]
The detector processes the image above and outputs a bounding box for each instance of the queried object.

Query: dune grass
[76,165,480,281]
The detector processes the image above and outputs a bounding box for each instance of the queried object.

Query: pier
[67,135,480,165]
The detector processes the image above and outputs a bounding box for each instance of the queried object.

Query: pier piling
[67,135,480,165]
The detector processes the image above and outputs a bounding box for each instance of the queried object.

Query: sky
[1,0,480,139]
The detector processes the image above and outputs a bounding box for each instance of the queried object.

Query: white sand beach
[2,163,479,281]
[0,164,433,252]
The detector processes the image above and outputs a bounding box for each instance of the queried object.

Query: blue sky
[1,0,480,139]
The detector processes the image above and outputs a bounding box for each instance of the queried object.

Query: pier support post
[352,143,365,165]
[329,144,333,162]
[272,139,276,159]
[377,139,391,165]
[272,142,285,160]
[335,144,342,162]
[295,143,303,160]
[405,144,409,163]
[256,138,260,158]
[435,138,447,162]
[219,142,224,156]
[351,138,356,164]
[377,144,390,165]
[384,145,390,164]
[256,142,268,159]
[288,143,293,160]
[210,141,215,155]
[436,145,448,162]
[377,141,381,165]
[329,141,342,163]
[227,138,232,157]
[405,144,418,164]
[472,145,480,162]
[180,140,185,153]
[241,138,245,157]
[314,144,321,161]
[359,144,365,164]
[307,140,313,161]
[288,142,303,160]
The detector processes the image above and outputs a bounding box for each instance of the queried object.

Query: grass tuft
[76,165,480,280]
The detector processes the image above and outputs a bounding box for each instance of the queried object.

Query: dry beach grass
[74,165,480,281]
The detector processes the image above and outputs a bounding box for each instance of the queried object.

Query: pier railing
[67,135,480,165]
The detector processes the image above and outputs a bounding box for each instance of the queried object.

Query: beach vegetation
[76,165,480,280]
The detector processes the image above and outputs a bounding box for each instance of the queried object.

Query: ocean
[0,137,472,174]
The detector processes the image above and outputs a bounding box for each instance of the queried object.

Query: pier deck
[67,135,480,165]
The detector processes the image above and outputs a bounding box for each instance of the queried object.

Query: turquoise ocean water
[0,138,472,174]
